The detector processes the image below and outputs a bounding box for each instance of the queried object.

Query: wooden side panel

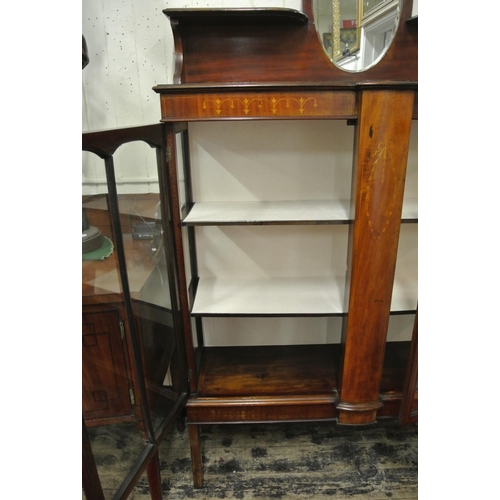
[338,90,414,425]
[398,309,418,424]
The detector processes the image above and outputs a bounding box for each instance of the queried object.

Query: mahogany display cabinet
[151,0,418,488]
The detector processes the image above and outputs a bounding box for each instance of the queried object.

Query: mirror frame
[362,0,394,21]
[332,0,362,62]
[321,0,402,71]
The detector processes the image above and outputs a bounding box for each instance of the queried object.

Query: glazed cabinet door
[83,125,190,500]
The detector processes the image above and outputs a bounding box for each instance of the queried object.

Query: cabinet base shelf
[196,344,340,397]
[186,342,415,424]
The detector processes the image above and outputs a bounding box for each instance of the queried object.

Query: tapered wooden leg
[176,415,186,432]
[146,451,163,500]
[188,424,204,488]
[82,419,105,500]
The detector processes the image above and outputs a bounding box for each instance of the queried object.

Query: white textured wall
[83,0,172,193]
[82,0,301,194]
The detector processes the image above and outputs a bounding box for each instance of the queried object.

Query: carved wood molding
[337,399,384,425]
[336,399,384,412]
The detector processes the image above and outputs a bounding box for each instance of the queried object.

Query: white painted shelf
[402,198,418,222]
[183,198,418,225]
[183,200,350,225]
[390,279,418,313]
[191,276,416,316]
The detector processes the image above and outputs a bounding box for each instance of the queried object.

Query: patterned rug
[89,418,417,499]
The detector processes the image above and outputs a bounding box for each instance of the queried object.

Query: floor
[90,418,417,499]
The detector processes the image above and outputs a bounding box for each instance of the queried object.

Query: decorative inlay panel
[160,91,356,121]
[363,140,400,239]
[202,96,319,115]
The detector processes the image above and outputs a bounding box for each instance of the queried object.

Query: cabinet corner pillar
[338,89,414,425]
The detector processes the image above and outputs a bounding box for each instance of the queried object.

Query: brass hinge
[129,388,135,405]
[119,322,125,340]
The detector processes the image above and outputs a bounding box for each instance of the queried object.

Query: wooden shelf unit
[154,0,417,488]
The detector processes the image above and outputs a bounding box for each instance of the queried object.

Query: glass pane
[85,423,146,499]
[113,141,180,434]
[83,149,149,498]
[83,137,182,497]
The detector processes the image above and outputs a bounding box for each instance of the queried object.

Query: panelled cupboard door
[82,309,132,420]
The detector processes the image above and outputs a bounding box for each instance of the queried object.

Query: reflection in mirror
[313,0,401,72]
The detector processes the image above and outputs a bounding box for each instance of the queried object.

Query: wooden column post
[338,90,414,425]
[161,123,197,394]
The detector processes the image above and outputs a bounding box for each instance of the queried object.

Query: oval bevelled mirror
[313,0,401,72]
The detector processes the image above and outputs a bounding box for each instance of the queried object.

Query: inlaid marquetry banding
[159,91,356,121]
[363,140,401,239]
[202,96,318,115]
